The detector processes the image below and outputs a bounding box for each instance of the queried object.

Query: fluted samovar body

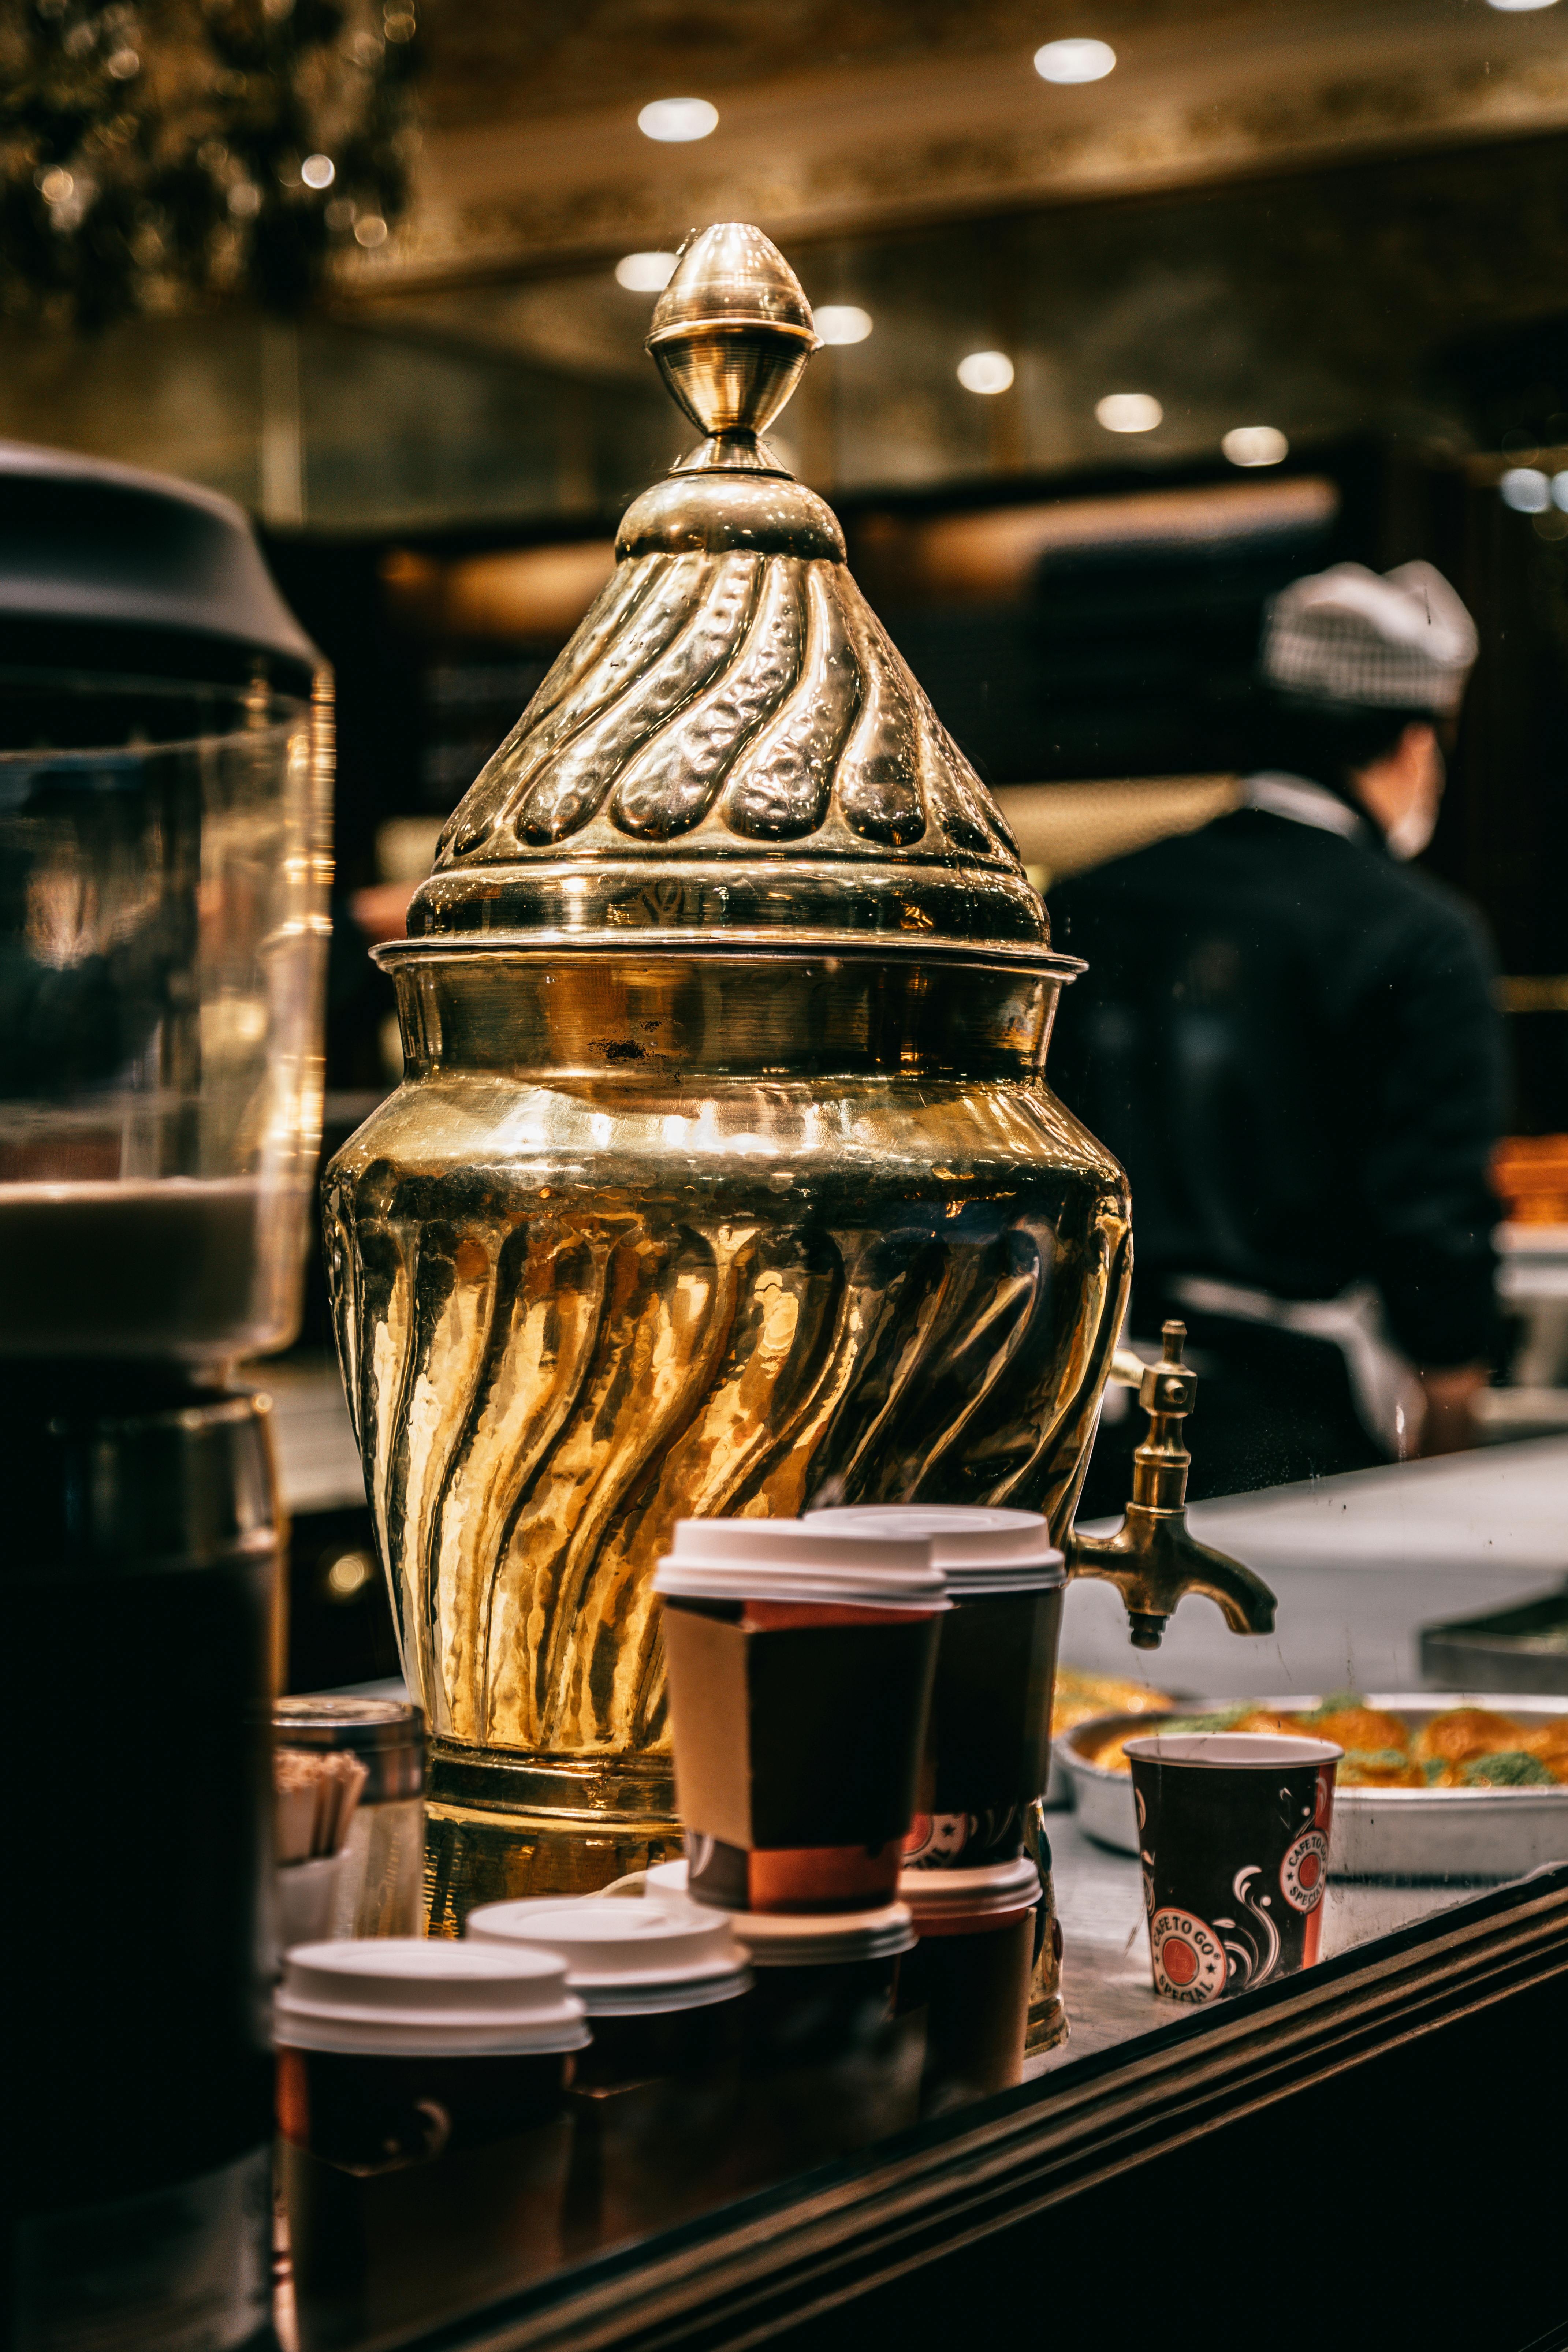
[327,953,1127,1918]
[326,225,1265,1925]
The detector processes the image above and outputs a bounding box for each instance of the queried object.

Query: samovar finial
[647,222,822,474]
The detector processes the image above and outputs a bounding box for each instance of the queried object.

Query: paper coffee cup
[725,1902,921,2183]
[809,1506,1064,1870]
[897,1857,1040,2111]
[654,1520,946,1911]
[275,1941,586,2346]
[1125,1732,1342,2004]
[466,1897,750,2256]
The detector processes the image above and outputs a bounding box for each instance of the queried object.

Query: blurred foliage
[0,0,421,325]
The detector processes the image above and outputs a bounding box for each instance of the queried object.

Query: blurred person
[1050,560,1503,1502]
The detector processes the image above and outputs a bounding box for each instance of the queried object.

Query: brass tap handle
[1065,1320,1277,1651]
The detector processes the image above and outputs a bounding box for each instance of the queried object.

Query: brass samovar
[325,224,1275,1928]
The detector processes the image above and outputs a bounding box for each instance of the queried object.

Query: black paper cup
[727,1904,922,2183]
[275,1942,587,2350]
[895,1858,1040,2111]
[464,1894,751,2252]
[809,1506,1064,1870]
[1125,1733,1342,2006]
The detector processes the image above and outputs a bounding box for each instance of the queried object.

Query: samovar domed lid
[407,222,1049,962]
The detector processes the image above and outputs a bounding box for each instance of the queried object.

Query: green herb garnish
[1458,1751,1554,1789]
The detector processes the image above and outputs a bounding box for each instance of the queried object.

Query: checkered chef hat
[1261,560,1478,715]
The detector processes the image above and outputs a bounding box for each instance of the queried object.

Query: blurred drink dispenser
[0,446,331,2350]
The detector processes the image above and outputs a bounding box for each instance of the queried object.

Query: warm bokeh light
[1222,424,1289,467]
[301,153,336,189]
[1034,37,1117,81]
[615,250,678,291]
[958,351,1015,394]
[815,305,873,346]
[637,97,719,142]
[1096,391,1163,433]
[325,1550,375,1601]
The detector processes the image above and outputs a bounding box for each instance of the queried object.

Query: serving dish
[1044,1667,1172,1805]
[1056,1693,1568,1880]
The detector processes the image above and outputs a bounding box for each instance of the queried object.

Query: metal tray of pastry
[1055,1693,1568,1881]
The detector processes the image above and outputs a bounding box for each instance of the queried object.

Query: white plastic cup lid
[464,1896,751,2014]
[275,1937,589,2056]
[654,1516,949,1610]
[806,1505,1063,1593]
[728,1902,916,1967]
[897,1856,1042,1922]
[1124,1733,1345,1770]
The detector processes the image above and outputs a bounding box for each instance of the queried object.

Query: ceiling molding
[353,2,1568,294]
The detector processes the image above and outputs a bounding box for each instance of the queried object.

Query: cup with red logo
[1123,1732,1342,2006]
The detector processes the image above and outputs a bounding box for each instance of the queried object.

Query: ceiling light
[1222,424,1288,467]
[815,304,872,346]
[1486,0,1558,12]
[1096,391,1162,433]
[637,97,718,142]
[615,250,678,291]
[301,153,336,189]
[1501,467,1550,512]
[1034,38,1116,82]
[958,351,1014,395]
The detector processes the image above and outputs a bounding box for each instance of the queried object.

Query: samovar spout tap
[1065,1321,1277,1650]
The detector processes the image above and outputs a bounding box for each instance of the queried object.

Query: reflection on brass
[1067,1322,1277,1652]
[648,219,819,471]
[1024,1799,1068,2056]
[325,222,1267,1922]
[1496,976,1568,1014]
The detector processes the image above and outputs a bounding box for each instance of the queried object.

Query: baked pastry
[1051,1668,1171,1740]
[1292,1703,1412,1757]
[1413,1707,1529,1767]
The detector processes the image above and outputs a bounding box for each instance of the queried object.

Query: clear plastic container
[0,670,331,1362]
[274,1697,427,1938]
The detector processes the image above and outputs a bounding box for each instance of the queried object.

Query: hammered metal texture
[434,556,1016,869]
[324,960,1129,1774]
[414,223,1039,956]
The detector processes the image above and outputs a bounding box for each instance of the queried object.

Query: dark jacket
[1048,805,1504,1370]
